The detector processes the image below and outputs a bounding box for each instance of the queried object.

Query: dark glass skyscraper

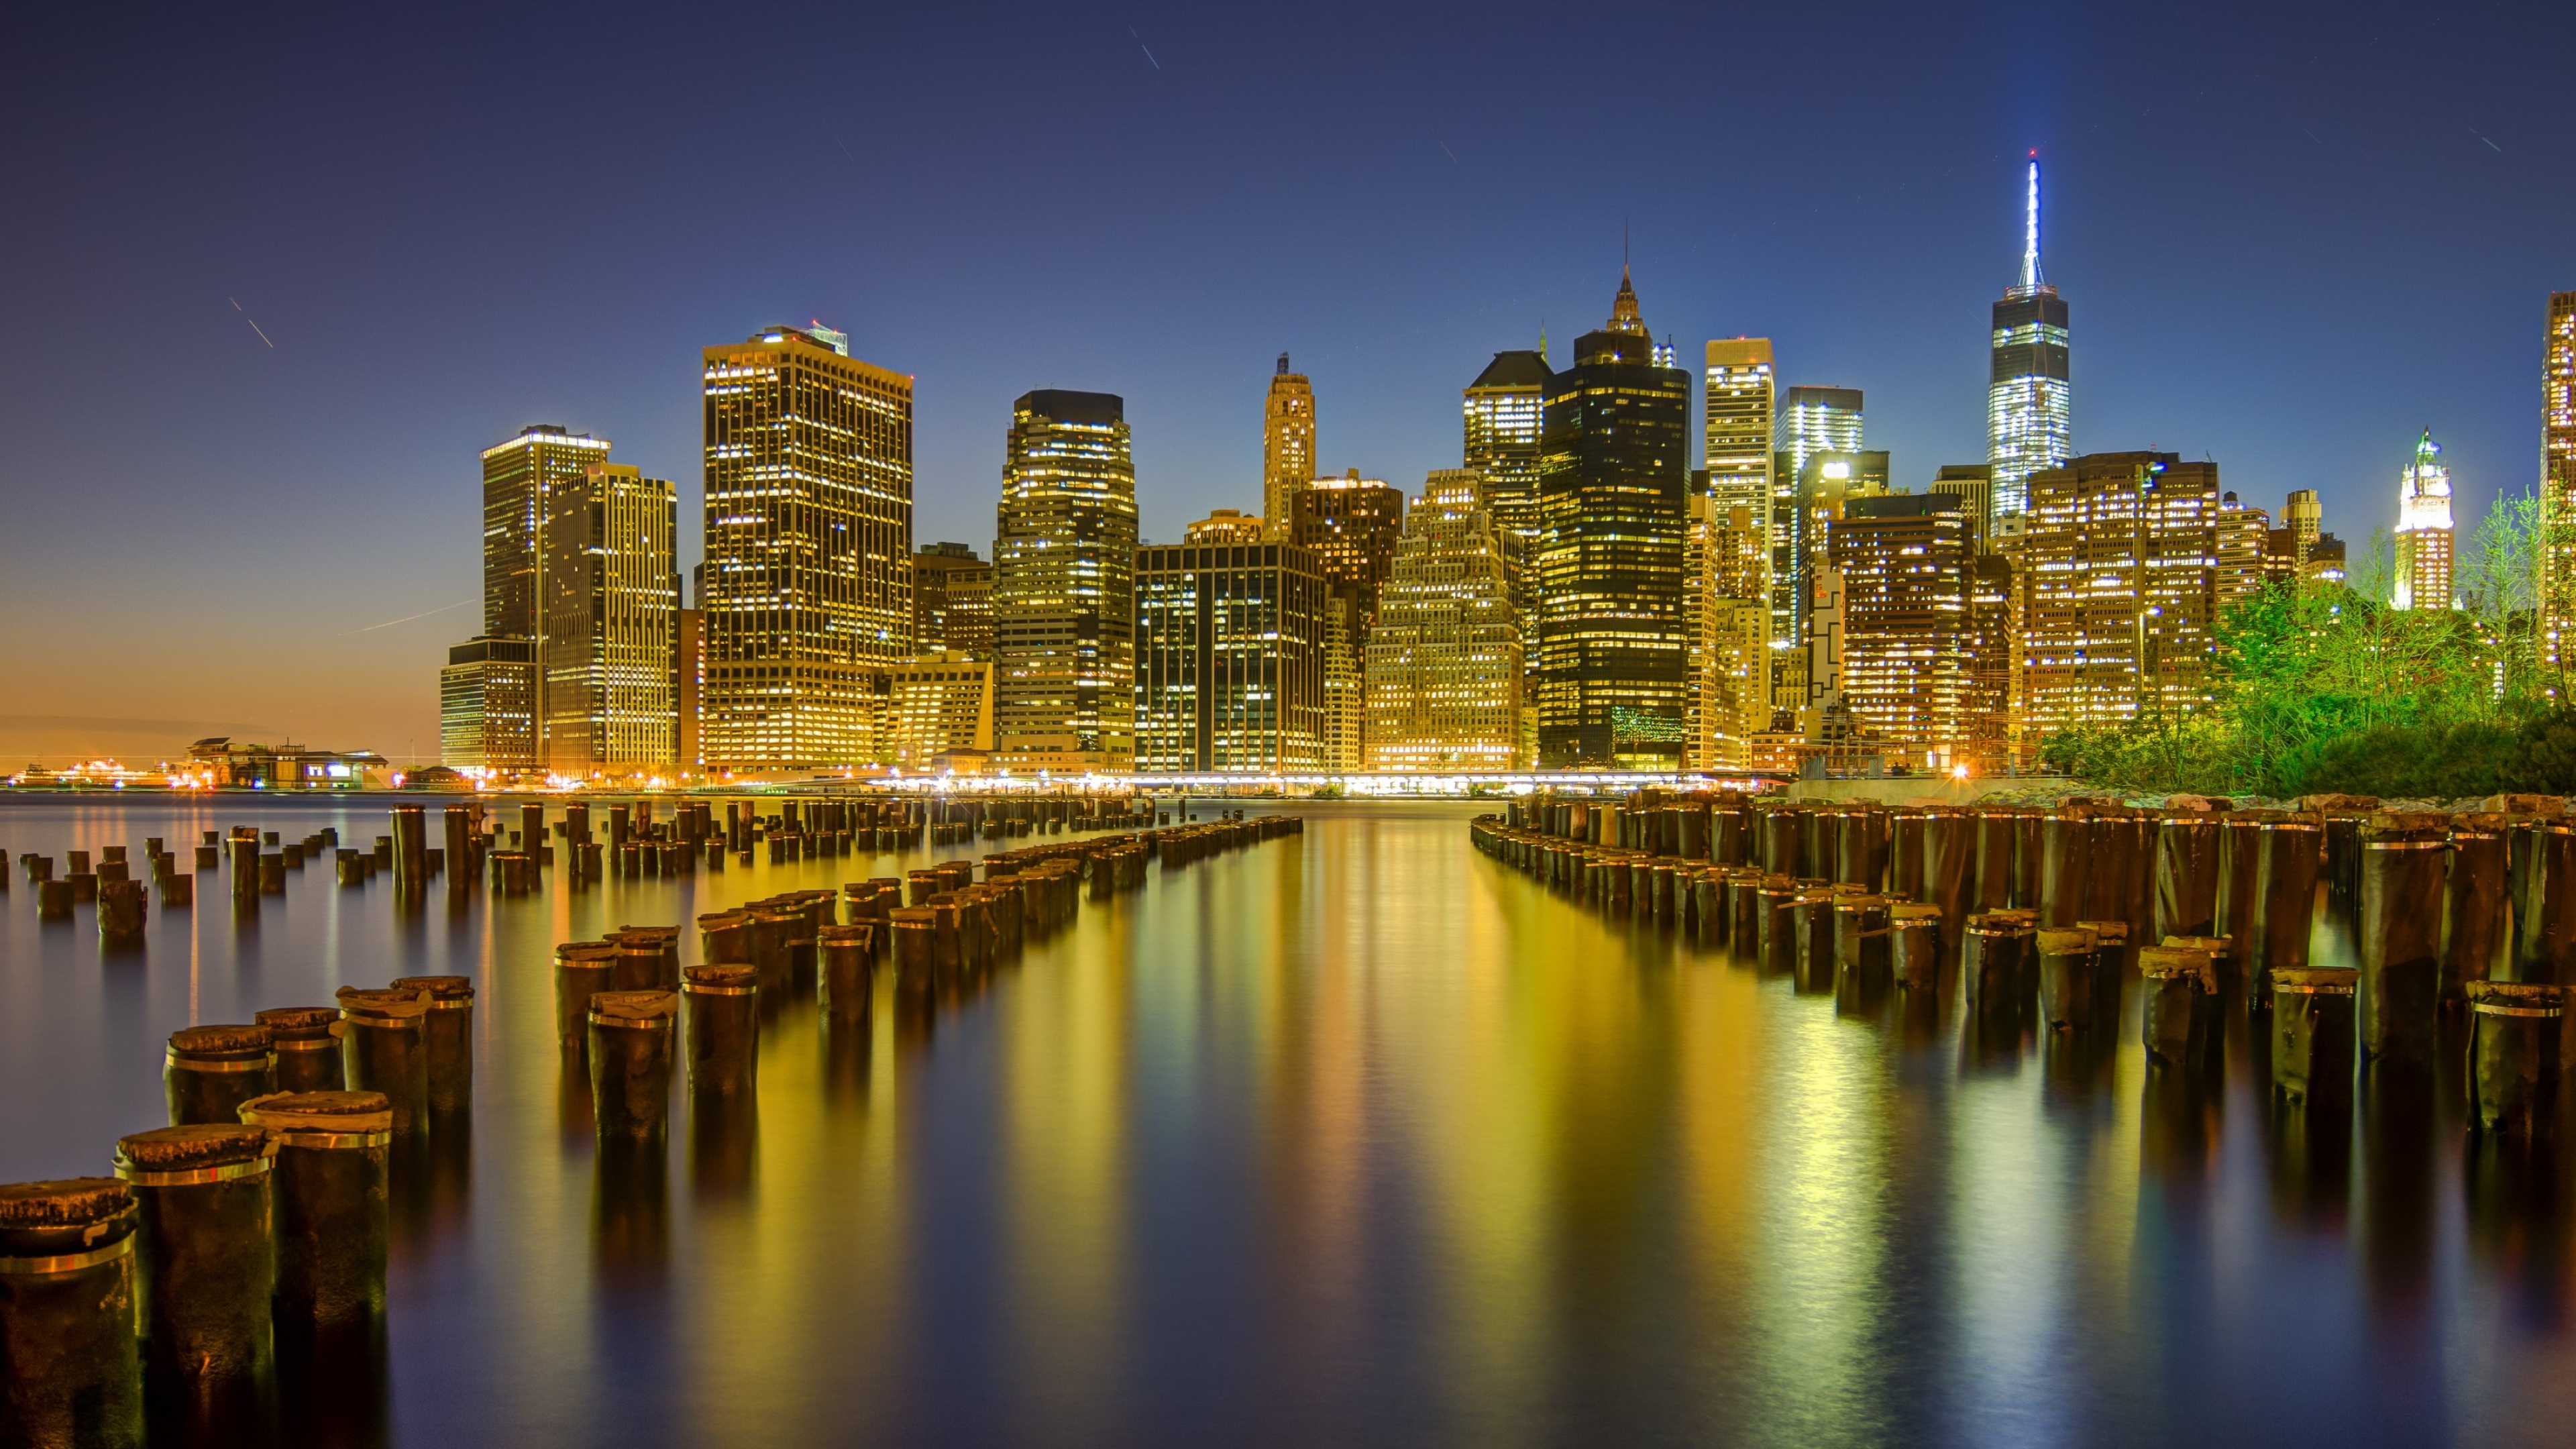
[1534,270,1691,769]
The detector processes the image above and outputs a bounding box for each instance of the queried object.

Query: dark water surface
[6,796,2576,1447]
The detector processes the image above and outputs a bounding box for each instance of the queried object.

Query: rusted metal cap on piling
[680,965,757,996]
[336,985,432,1025]
[2037,928,2098,956]
[166,1024,273,1064]
[389,975,474,1007]
[588,989,678,1028]
[113,1124,272,1184]
[2270,966,2357,996]
[237,1091,394,1140]
[2137,945,2214,985]
[2467,980,2565,1017]
[0,1178,138,1261]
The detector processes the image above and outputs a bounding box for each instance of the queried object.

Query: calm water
[5,796,2576,1448]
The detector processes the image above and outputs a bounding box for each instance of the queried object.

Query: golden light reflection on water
[8,798,2576,1444]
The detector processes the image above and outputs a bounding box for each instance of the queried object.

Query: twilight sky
[3,0,2570,765]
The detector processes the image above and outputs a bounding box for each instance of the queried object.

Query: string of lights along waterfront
[422,159,2568,791]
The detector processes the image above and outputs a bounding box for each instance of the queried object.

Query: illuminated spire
[1607,266,1648,336]
[2015,154,2045,296]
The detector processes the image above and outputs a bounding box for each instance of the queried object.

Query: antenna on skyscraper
[2017,151,2045,294]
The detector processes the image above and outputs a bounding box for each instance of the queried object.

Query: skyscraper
[1292,470,1405,771]
[1770,386,1863,710]
[482,424,614,641]
[1534,269,1692,769]
[1464,348,1549,545]
[2215,492,2272,612]
[2019,451,2221,740]
[701,324,914,773]
[1364,469,1524,771]
[439,636,536,772]
[2394,429,2455,610]
[1263,355,1317,539]
[887,653,996,769]
[1133,520,1326,773]
[540,463,678,773]
[1703,339,1776,560]
[992,388,1138,773]
[1830,494,1974,770]
[1987,156,2072,528]
[912,542,994,657]
[1684,494,1770,771]
[2283,488,2322,563]
[2541,292,2576,669]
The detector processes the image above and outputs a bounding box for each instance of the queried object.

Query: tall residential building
[992,389,1138,773]
[1705,341,1777,525]
[439,636,537,772]
[701,324,912,773]
[1534,270,1692,769]
[1830,494,1974,769]
[2019,451,2221,741]
[676,604,703,777]
[2544,293,2576,669]
[1464,348,1550,545]
[1292,470,1405,771]
[1134,524,1326,773]
[912,542,995,657]
[1364,469,1525,771]
[540,463,678,774]
[1987,156,2072,528]
[1263,355,1318,540]
[888,652,996,769]
[482,425,614,641]
[2394,429,2455,610]
[1775,386,1864,489]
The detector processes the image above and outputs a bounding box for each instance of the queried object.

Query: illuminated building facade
[2545,293,2576,669]
[482,424,613,641]
[1684,494,1770,770]
[1465,348,1549,545]
[912,542,994,656]
[1263,355,1317,540]
[1134,526,1326,773]
[541,463,678,773]
[2394,429,2455,610]
[993,389,1138,773]
[1770,385,1862,711]
[2019,451,2221,740]
[2283,488,2322,563]
[1789,449,1890,650]
[1930,464,1994,551]
[1291,470,1405,770]
[1830,494,1973,769]
[888,651,996,768]
[1535,270,1691,769]
[701,324,913,772]
[676,604,702,776]
[1987,157,2072,528]
[2215,492,2272,611]
[1364,469,1524,770]
[1966,553,2013,769]
[439,635,537,771]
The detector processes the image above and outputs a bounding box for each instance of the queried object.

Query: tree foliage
[2037,486,2563,798]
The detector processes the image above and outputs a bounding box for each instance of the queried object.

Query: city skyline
[7,3,2573,763]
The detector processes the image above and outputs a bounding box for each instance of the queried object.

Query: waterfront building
[700,324,913,772]
[1464,347,1549,545]
[1829,494,1974,770]
[540,463,679,774]
[2394,429,2455,610]
[185,739,388,790]
[1987,156,2072,529]
[2018,451,2220,739]
[482,424,614,641]
[1363,469,1525,771]
[912,542,994,656]
[888,652,996,768]
[1263,355,1318,540]
[1133,521,1326,773]
[2545,293,2576,669]
[439,635,537,772]
[1534,269,1692,769]
[1292,470,1405,771]
[992,388,1138,773]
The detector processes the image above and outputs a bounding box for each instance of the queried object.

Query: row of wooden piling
[1479,788,2576,1133]
[0,971,473,1444]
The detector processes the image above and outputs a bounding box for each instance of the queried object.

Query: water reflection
[11,798,2576,1444]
